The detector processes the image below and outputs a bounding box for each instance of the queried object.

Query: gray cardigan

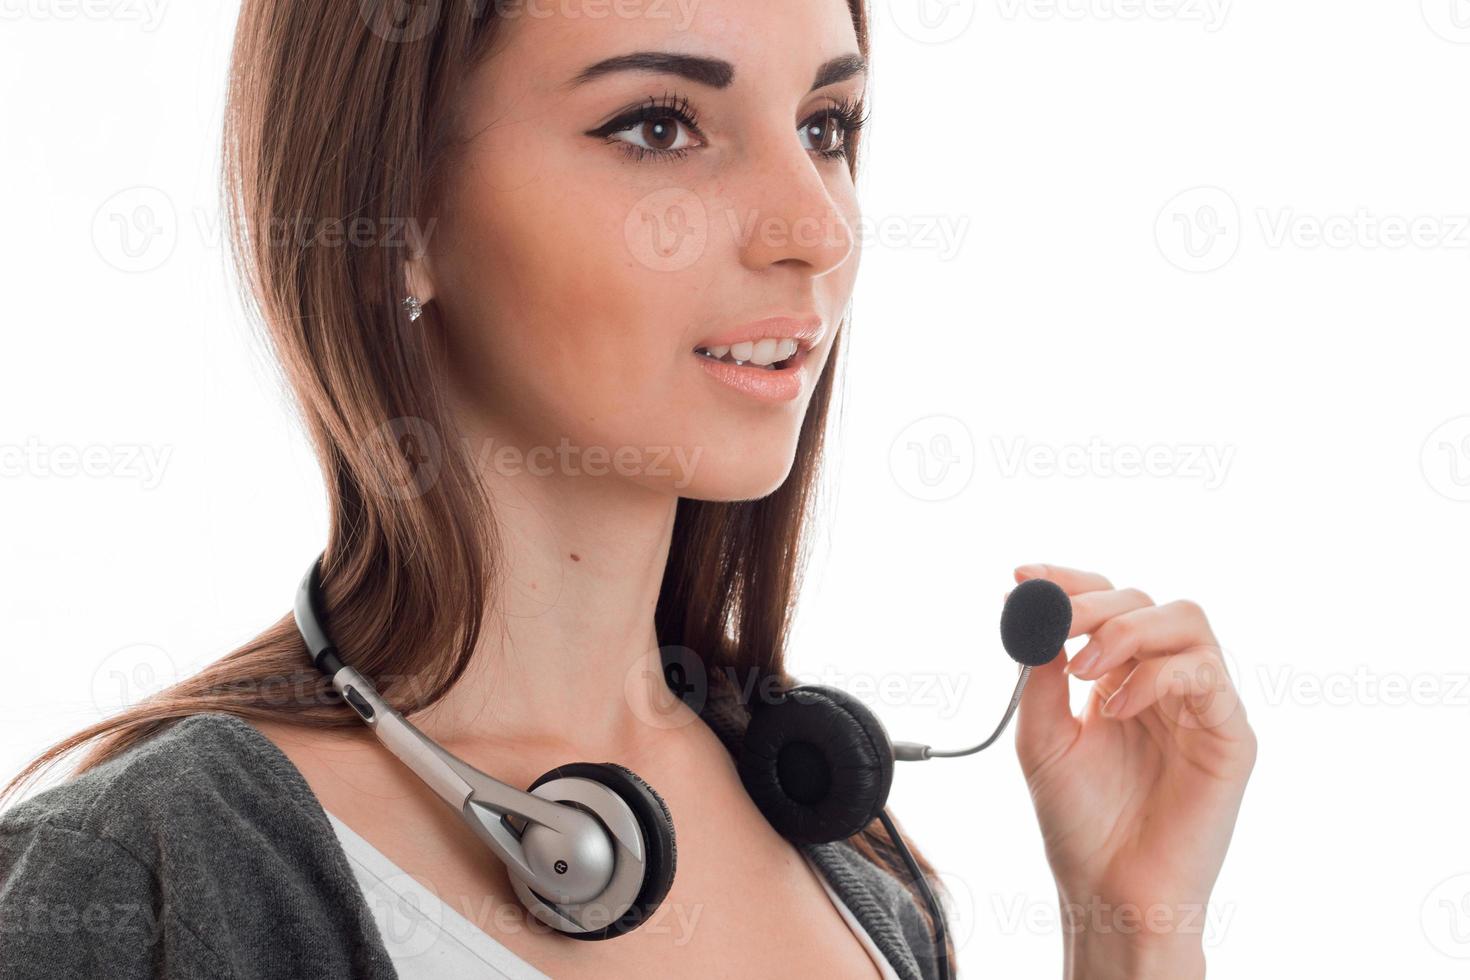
[0,710,946,979]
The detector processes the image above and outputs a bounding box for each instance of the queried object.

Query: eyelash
[589,91,870,164]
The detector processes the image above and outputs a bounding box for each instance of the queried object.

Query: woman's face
[423,0,864,501]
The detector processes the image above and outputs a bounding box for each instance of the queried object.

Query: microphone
[891,577,1072,762]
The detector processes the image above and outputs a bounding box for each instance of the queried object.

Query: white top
[324,809,902,979]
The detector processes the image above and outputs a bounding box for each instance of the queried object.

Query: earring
[402,295,424,322]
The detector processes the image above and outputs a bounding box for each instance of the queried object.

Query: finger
[1067,598,1217,680]
[1100,646,1248,737]
[1080,660,1136,721]
[1066,587,1156,639]
[1014,563,1114,596]
[1016,643,1079,769]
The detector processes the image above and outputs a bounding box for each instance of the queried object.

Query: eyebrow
[566,51,867,93]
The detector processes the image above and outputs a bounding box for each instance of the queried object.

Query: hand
[1010,563,1257,980]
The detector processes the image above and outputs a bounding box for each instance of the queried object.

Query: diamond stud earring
[402,295,424,322]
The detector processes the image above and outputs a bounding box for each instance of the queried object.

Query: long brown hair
[5,0,953,966]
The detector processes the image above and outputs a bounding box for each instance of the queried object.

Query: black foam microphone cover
[1000,577,1073,667]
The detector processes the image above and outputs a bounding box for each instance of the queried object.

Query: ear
[403,241,437,306]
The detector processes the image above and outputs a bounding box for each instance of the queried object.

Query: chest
[257,722,887,978]
[425,818,886,978]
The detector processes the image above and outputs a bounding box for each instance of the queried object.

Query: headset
[295,551,1072,980]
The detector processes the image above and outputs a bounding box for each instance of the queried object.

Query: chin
[668,444,800,503]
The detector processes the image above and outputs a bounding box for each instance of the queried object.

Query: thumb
[1015,644,1078,770]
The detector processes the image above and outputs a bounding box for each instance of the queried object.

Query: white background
[3,1,1469,976]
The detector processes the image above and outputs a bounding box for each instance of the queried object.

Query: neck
[410,420,692,761]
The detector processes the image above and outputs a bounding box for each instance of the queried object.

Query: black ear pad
[737,684,895,845]
[526,762,677,941]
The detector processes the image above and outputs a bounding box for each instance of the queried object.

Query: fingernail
[1068,641,1102,677]
[1015,564,1045,579]
[1102,687,1128,718]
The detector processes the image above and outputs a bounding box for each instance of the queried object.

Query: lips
[691,342,816,403]
[689,314,826,403]
[691,315,825,369]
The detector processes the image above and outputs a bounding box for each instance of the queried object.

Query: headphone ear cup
[525,762,677,941]
[737,685,895,845]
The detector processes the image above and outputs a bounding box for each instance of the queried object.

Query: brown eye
[588,92,707,162]
[800,104,866,160]
[802,114,845,155]
[638,116,680,151]
[609,112,701,155]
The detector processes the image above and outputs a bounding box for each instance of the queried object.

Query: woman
[0,1,1256,977]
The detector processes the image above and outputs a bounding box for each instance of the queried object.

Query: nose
[731,137,857,280]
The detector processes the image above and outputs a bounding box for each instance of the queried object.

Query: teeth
[696,337,803,369]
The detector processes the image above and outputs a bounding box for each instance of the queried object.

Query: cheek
[434,148,708,448]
